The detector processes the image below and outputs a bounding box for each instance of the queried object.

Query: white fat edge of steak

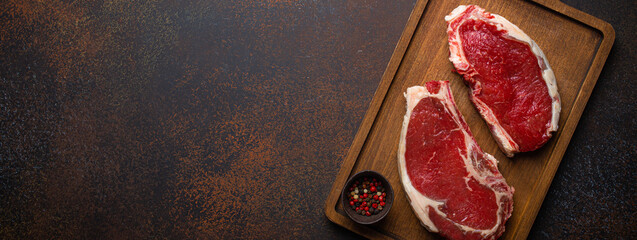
[398,83,511,237]
[445,5,561,156]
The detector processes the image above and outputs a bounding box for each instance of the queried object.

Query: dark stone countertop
[1,0,634,239]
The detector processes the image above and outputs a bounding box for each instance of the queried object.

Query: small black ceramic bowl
[341,170,394,224]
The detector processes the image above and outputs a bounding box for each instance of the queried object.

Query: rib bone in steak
[446,5,561,157]
[398,81,514,240]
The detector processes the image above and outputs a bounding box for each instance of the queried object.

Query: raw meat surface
[397,81,514,240]
[446,5,561,157]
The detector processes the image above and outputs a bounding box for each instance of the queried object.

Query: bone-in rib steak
[446,5,561,157]
[398,81,514,240]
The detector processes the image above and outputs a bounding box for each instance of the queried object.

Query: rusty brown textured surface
[0,0,634,239]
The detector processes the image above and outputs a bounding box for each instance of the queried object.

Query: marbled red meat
[397,81,514,240]
[446,5,561,157]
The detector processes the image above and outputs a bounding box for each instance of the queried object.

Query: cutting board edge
[324,0,431,238]
[509,0,615,238]
[325,0,615,239]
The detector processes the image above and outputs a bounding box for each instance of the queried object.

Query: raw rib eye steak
[397,81,514,240]
[446,5,561,157]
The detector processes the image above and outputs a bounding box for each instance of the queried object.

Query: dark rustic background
[0,0,634,239]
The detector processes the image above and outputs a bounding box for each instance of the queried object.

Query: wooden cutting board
[324,0,614,239]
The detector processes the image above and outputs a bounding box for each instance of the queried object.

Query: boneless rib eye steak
[446,5,561,157]
[398,81,514,240]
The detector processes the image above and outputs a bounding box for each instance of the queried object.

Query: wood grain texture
[1,0,631,239]
[324,0,615,239]
[0,0,417,238]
